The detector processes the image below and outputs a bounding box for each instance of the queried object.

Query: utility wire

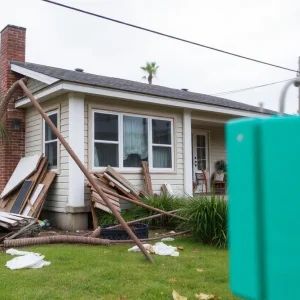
[211,78,294,96]
[42,0,297,73]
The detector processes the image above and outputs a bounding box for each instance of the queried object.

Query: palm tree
[140,62,159,84]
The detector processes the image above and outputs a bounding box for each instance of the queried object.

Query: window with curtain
[44,111,58,169]
[123,116,148,167]
[152,119,172,168]
[93,111,173,170]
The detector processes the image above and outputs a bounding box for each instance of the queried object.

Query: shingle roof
[11,61,276,115]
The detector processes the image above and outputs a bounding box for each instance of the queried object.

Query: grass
[0,236,240,300]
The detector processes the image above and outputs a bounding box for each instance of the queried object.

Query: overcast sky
[1,0,299,113]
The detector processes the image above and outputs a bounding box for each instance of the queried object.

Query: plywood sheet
[10,181,33,214]
[21,184,44,216]
[0,154,42,199]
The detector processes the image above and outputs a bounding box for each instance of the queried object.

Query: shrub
[180,195,228,248]
[97,193,188,228]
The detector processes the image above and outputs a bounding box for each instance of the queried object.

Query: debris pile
[0,213,39,242]
[0,154,56,218]
[88,166,143,227]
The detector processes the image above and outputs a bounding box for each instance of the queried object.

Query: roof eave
[15,80,274,118]
[10,63,60,84]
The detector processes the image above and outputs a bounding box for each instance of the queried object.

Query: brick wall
[0,25,26,192]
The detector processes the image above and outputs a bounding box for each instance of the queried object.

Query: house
[0,25,275,230]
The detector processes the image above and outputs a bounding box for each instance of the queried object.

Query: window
[196,135,206,169]
[93,111,173,170]
[152,119,172,169]
[44,111,58,169]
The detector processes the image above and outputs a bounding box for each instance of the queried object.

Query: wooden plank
[19,158,48,213]
[106,166,140,197]
[0,215,17,225]
[103,173,131,193]
[28,172,56,218]
[0,190,18,212]
[90,199,98,230]
[21,184,44,216]
[94,202,112,213]
[103,173,139,201]
[0,221,10,229]
[0,154,42,199]
[9,213,34,219]
[0,212,24,221]
[92,195,120,209]
[141,161,153,196]
[10,181,34,214]
[90,187,120,202]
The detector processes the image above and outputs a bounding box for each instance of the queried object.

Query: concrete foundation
[41,207,89,231]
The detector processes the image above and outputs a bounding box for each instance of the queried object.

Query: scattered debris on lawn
[195,293,221,299]
[0,154,56,218]
[172,290,188,300]
[5,248,51,270]
[128,242,180,256]
[196,268,203,273]
[161,237,175,242]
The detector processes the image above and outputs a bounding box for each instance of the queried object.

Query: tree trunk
[148,75,153,84]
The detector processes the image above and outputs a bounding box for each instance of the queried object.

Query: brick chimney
[0,25,26,192]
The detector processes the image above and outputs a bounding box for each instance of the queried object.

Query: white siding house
[10,61,275,230]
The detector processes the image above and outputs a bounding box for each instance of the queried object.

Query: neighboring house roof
[11,61,276,115]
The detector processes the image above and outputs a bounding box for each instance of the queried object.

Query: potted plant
[215,160,227,173]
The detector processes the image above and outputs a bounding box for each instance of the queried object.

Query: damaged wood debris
[0,154,56,242]
[88,163,187,231]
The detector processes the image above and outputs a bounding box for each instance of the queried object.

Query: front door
[192,131,209,193]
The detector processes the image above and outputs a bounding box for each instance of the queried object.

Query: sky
[0,0,299,113]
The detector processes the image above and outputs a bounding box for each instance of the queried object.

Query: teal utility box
[226,116,300,300]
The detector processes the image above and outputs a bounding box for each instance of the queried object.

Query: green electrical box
[226,116,300,300]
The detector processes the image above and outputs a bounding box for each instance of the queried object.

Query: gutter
[15,81,273,118]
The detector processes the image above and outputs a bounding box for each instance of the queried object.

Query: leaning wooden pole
[18,79,154,263]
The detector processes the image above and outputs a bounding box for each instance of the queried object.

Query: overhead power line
[211,78,294,96]
[42,0,297,73]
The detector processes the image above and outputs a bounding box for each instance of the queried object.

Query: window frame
[92,109,174,172]
[43,110,59,172]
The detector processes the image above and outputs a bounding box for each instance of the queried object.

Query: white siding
[27,78,48,93]
[84,96,184,205]
[25,95,69,212]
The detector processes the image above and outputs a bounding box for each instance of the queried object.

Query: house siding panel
[25,95,69,213]
[84,96,184,206]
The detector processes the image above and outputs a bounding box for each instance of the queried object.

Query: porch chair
[212,172,226,195]
[193,168,208,194]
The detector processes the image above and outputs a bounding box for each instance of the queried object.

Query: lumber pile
[88,166,142,228]
[0,212,39,242]
[0,154,56,218]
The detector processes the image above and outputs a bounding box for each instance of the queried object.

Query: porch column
[68,92,85,207]
[183,109,193,196]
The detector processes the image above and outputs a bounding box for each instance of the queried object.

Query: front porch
[183,110,235,196]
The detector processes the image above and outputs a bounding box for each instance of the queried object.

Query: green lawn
[0,237,240,300]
